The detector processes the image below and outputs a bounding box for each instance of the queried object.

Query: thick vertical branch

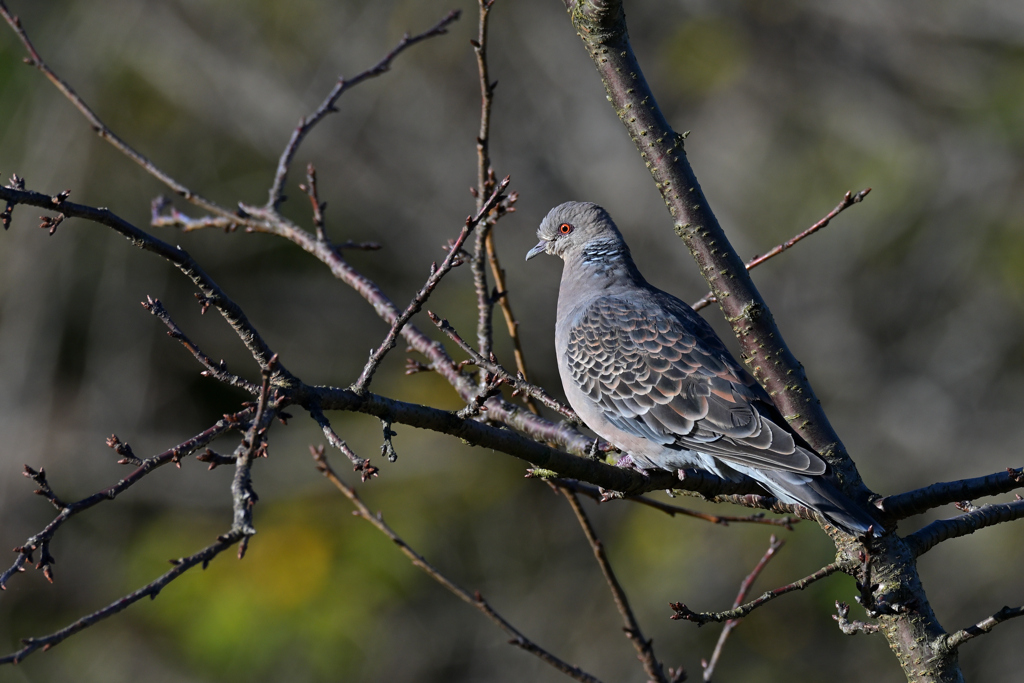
[563,0,853,479]
[562,2,963,681]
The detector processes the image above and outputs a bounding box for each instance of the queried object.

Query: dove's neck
[565,239,644,287]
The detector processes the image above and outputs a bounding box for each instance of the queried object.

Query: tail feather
[758,470,883,537]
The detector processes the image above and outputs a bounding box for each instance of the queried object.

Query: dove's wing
[565,294,826,476]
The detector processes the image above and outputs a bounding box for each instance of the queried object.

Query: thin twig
[307,404,378,480]
[352,176,510,392]
[877,467,1024,520]
[0,413,247,591]
[833,601,880,636]
[0,185,286,374]
[703,535,785,681]
[0,1,236,222]
[690,189,871,312]
[266,10,461,208]
[549,478,801,528]
[429,312,579,421]
[562,490,672,683]
[904,499,1024,558]
[142,296,259,394]
[935,605,1024,653]
[671,562,845,625]
[312,446,605,683]
[0,530,246,664]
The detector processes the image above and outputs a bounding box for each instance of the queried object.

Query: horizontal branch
[904,499,1024,558]
[670,561,844,625]
[310,384,673,496]
[877,467,1024,520]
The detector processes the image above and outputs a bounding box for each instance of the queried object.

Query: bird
[526,201,882,536]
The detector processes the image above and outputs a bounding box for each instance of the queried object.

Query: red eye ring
[559,223,573,234]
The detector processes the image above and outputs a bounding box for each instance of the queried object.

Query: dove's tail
[756,470,884,537]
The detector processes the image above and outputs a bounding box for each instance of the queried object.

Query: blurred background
[1,0,1023,681]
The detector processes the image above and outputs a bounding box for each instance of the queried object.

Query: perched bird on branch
[527,201,882,536]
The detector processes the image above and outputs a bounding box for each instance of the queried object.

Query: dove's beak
[525,240,548,261]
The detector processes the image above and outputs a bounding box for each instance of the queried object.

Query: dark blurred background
[1,0,1023,681]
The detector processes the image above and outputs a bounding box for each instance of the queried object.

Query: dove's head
[526,201,629,263]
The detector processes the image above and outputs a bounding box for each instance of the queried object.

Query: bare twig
[562,491,672,683]
[703,535,785,681]
[833,601,880,636]
[935,605,1024,653]
[690,189,871,312]
[671,561,845,625]
[548,478,801,528]
[0,1,236,222]
[429,312,579,422]
[352,176,510,392]
[0,185,286,374]
[904,499,1024,558]
[142,296,260,394]
[0,413,247,592]
[0,529,247,664]
[312,446,605,683]
[307,404,378,480]
[877,467,1024,520]
[266,10,461,208]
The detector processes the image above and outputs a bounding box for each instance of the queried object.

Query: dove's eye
[559,223,573,235]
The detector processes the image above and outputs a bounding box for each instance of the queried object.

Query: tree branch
[266,9,461,208]
[142,296,260,394]
[0,414,246,591]
[904,499,1024,558]
[429,312,579,422]
[563,0,853,479]
[548,478,800,528]
[352,177,509,392]
[312,446,605,683]
[877,467,1024,520]
[690,189,871,312]
[671,561,844,625]
[0,1,237,221]
[935,605,1024,654]
[0,530,247,664]
[0,185,286,375]
[562,491,674,683]
[702,535,785,681]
